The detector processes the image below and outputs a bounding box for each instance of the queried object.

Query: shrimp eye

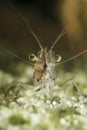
[29,54,36,61]
[56,55,62,62]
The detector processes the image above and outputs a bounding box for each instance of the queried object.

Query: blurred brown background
[0,0,87,71]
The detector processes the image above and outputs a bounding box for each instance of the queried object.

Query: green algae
[0,62,87,130]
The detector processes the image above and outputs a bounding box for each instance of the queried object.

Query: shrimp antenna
[50,27,66,51]
[6,0,43,49]
[0,46,33,65]
[55,50,87,66]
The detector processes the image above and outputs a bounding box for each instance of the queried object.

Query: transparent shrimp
[0,0,87,92]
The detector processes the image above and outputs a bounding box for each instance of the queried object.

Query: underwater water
[0,0,87,130]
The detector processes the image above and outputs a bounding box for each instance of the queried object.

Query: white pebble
[66,101,72,107]
[60,118,66,125]
[17,97,25,104]
[52,101,57,106]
